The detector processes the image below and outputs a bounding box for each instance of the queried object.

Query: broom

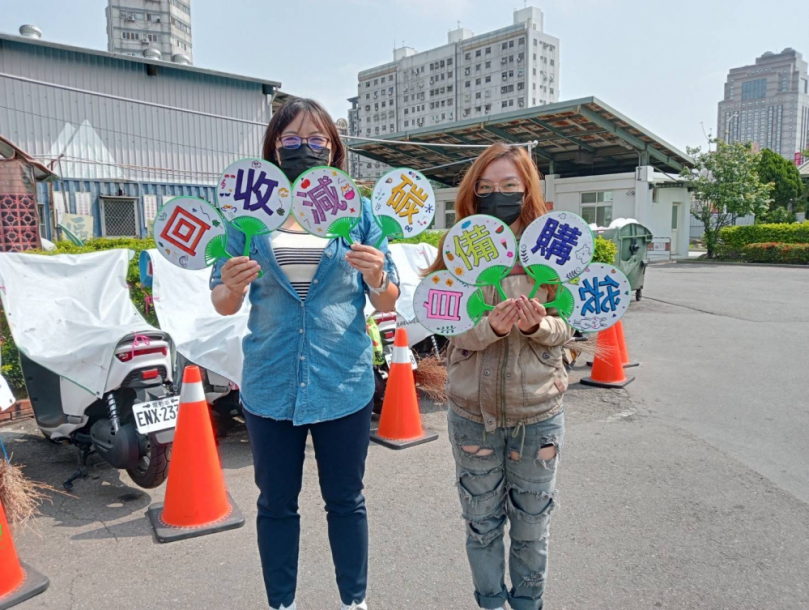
[414,353,447,405]
[0,435,58,531]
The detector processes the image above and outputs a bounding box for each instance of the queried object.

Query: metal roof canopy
[349,97,693,185]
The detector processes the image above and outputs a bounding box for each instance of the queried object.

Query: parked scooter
[0,250,177,490]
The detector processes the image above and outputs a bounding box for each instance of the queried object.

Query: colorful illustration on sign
[217,158,291,255]
[153,196,229,270]
[372,168,436,246]
[443,214,516,297]
[413,270,492,336]
[563,263,631,332]
[520,210,594,295]
[292,167,362,241]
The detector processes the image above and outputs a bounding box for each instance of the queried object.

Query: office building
[106,0,194,64]
[352,5,560,180]
[718,48,809,161]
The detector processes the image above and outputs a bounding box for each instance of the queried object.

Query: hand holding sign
[292,167,362,242]
[443,215,517,300]
[372,168,436,247]
[217,158,291,256]
[154,197,229,270]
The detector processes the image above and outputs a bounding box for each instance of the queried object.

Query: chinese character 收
[530,218,582,266]
[234,168,279,216]
[298,176,346,225]
[454,225,499,271]
[578,275,621,315]
[387,174,429,224]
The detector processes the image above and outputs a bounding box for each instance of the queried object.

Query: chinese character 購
[530,218,582,266]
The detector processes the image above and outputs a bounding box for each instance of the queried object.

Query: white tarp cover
[145,250,250,386]
[0,250,156,397]
[0,350,15,411]
[365,243,438,346]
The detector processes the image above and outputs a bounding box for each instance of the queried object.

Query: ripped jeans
[448,409,564,610]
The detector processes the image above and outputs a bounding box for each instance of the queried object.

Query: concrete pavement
[3,262,809,609]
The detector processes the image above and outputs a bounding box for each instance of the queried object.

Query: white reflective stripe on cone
[180,380,207,404]
[392,346,410,365]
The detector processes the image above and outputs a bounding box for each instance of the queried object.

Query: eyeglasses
[474,178,523,197]
[278,135,330,151]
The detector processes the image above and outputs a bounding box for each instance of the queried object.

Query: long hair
[261,98,346,171]
[425,143,547,275]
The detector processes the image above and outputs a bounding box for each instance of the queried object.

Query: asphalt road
[3,262,809,610]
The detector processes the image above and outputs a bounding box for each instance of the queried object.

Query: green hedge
[719,222,809,249]
[739,243,809,265]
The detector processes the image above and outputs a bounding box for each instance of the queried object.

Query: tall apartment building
[717,48,809,161]
[352,6,559,181]
[106,0,193,64]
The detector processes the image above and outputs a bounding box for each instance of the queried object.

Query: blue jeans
[448,409,564,610]
[243,402,373,609]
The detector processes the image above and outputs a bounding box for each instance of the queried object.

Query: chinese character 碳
[454,225,499,271]
[234,168,279,216]
[298,176,346,225]
[530,218,582,265]
[579,275,621,315]
[387,174,428,224]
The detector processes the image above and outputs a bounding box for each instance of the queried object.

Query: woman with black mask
[425,143,571,610]
[210,99,399,610]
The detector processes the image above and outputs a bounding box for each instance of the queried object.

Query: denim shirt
[210,198,399,425]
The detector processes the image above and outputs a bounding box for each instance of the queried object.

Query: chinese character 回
[234,168,278,216]
[530,218,582,265]
[298,176,346,225]
[578,275,621,315]
[454,225,498,271]
[387,174,428,223]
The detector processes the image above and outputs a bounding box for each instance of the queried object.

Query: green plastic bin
[595,222,653,301]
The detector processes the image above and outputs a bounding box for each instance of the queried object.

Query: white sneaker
[341,602,367,610]
[271,603,296,610]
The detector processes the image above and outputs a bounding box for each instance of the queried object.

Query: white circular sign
[372,168,436,240]
[217,158,291,234]
[154,197,227,270]
[291,167,362,239]
[519,211,594,283]
[443,214,517,286]
[565,263,631,332]
[414,271,489,336]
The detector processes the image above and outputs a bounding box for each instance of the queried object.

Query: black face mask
[277,144,331,182]
[476,191,524,226]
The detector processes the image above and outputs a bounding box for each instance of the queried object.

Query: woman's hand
[488,299,519,336]
[221,256,260,297]
[516,296,547,334]
[345,243,386,288]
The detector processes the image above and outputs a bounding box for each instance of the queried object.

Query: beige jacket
[446,273,574,432]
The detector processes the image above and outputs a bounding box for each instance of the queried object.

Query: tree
[755,148,804,222]
[680,140,772,258]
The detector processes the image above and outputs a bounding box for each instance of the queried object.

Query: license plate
[385,351,418,370]
[132,396,180,434]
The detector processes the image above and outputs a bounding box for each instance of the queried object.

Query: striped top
[270,228,328,300]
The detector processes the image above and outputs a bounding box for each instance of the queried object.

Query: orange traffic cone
[0,500,49,608]
[371,328,438,449]
[586,321,639,369]
[146,365,244,543]
[581,325,635,389]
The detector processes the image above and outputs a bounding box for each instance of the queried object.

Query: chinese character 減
[387,174,428,224]
[578,275,621,315]
[298,176,346,225]
[530,218,582,265]
[454,225,499,271]
[234,168,279,216]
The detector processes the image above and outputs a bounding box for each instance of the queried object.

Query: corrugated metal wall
[0,36,272,185]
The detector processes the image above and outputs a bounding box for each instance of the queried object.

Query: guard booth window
[100,197,141,237]
[580,191,613,226]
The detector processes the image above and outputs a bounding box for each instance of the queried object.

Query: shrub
[593,237,618,265]
[756,207,797,224]
[0,238,158,397]
[390,230,445,249]
[718,222,809,249]
[740,243,809,265]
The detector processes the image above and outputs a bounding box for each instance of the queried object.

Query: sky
[1,0,806,153]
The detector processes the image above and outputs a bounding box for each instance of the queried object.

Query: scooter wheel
[127,435,171,489]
